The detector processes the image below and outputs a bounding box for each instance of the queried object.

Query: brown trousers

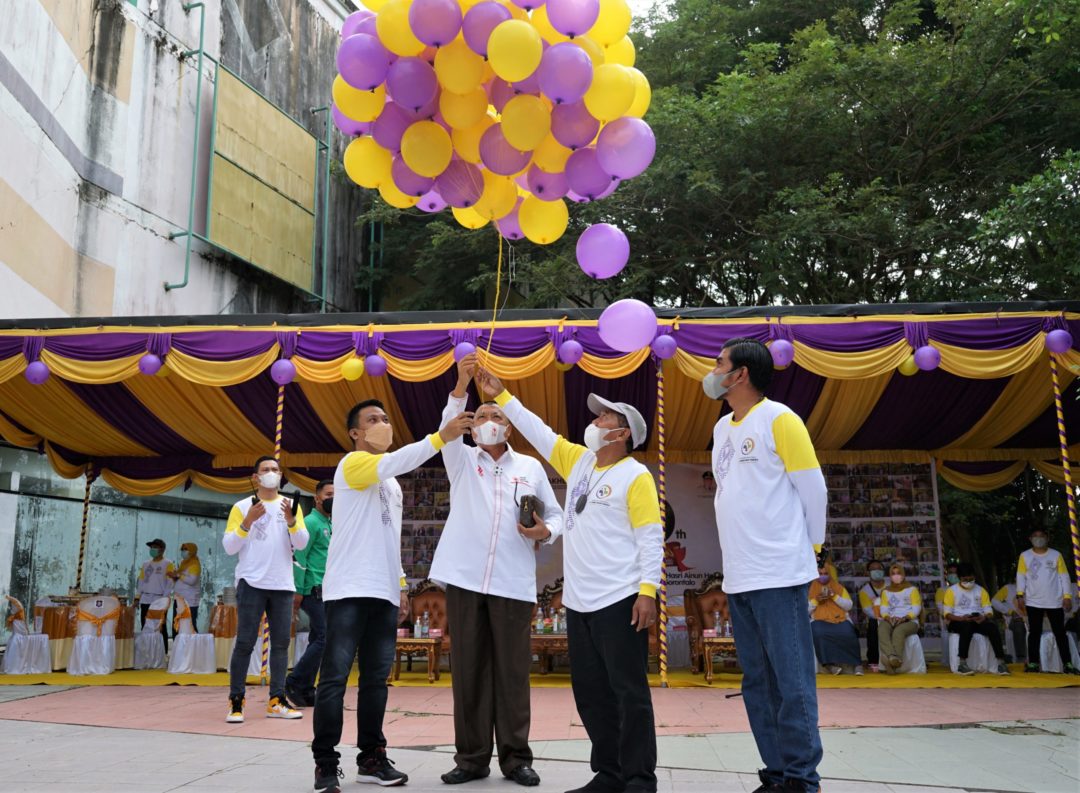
[446,584,534,775]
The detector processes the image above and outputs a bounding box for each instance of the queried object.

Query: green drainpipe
[310,105,332,313]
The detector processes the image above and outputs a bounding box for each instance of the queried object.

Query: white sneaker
[854,665,864,676]
[267,696,302,719]
[226,696,244,723]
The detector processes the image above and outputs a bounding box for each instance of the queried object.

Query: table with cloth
[37,602,136,671]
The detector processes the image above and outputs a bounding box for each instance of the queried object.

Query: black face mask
[321,497,333,516]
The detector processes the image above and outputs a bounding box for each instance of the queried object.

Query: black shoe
[314,764,343,793]
[506,765,540,786]
[564,779,621,793]
[782,779,821,792]
[287,682,312,707]
[1024,662,1041,673]
[441,766,490,784]
[751,768,785,792]
[1065,662,1080,676]
[357,748,408,786]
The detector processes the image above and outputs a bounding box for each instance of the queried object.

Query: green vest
[293,508,331,595]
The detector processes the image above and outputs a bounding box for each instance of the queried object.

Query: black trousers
[947,619,1005,660]
[865,619,879,665]
[446,585,534,776]
[568,594,657,793]
[1026,606,1070,668]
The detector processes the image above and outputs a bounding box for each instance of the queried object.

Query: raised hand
[439,411,474,443]
[476,367,503,398]
[243,501,266,529]
[453,353,477,397]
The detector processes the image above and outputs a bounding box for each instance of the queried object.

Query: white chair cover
[134,596,170,670]
[1039,631,1080,673]
[898,634,927,674]
[293,631,310,667]
[2,596,50,675]
[949,632,998,673]
[67,595,120,676]
[168,596,215,674]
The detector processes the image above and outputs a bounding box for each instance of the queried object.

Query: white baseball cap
[587,393,648,449]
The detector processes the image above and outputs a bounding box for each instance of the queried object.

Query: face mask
[817,574,830,584]
[365,422,393,452]
[149,548,161,559]
[869,570,885,582]
[960,581,975,589]
[584,423,619,452]
[1031,537,1048,549]
[258,472,281,489]
[321,497,333,516]
[702,370,734,400]
[890,574,904,585]
[181,550,191,560]
[947,574,959,585]
[473,420,509,446]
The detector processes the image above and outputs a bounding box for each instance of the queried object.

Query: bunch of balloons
[332,0,655,280]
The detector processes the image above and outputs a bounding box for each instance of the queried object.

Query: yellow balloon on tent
[604,35,636,67]
[532,133,572,173]
[530,5,570,44]
[584,64,634,122]
[452,114,495,163]
[333,77,387,123]
[488,20,543,82]
[435,38,485,95]
[553,360,573,372]
[376,0,425,56]
[361,0,387,10]
[452,205,489,229]
[344,136,393,189]
[898,356,919,376]
[626,67,651,118]
[379,179,420,209]
[574,36,605,66]
[519,195,568,244]
[588,0,632,46]
[501,95,550,151]
[440,86,488,130]
[474,171,519,220]
[401,120,453,178]
[341,358,365,381]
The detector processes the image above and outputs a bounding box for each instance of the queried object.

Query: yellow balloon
[400,120,453,177]
[333,77,386,123]
[434,39,485,95]
[604,34,635,67]
[488,20,543,82]
[361,0,387,9]
[532,133,572,172]
[898,356,919,376]
[440,86,488,130]
[452,114,495,163]
[480,59,497,84]
[452,205,489,229]
[376,0,425,56]
[588,0,631,46]
[519,195,568,244]
[341,358,365,381]
[553,360,573,372]
[344,136,392,188]
[626,67,651,118]
[501,95,551,151]
[474,171,519,220]
[574,36,605,66]
[379,179,420,208]
[584,63,634,122]
[530,6,569,44]
[458,0,486,11]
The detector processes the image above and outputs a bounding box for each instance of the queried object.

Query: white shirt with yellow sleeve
[495,390,663,614]
[942,583,992,619]
[858,582,885,621]
[711,398,827,594]
[137,557,176,599]
[879,586,922,624]
[224,496,308,591]
[1016,548,1071,609]
[992,583,1019,617]
[323,434,446,607]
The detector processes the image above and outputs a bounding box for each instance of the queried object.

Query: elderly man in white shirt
[432,353,563,788]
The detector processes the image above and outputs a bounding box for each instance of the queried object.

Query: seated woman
[809,553,863,675]
[877,562,922,673]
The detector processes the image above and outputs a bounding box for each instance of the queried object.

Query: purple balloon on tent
[24,360,50,384]
[1045,329,1073,353]
[462,2,513,57]
[546,0,600,37]
[271,359,296,385]
[338,34,391,91]
[453,341,477,361]
[538,42,593,104]
[565,147,613,200]
[391,156,436,196]
[365,354,388,377]
[559,339,584,364]
[770,339,795,368]
[332,104,370,137]
[598,299,657,353]
[479,124,532,176]
[436,160,485,207]
[409,0,463,47]
[341,9,374,39]
[139,353,163,376]
[651,335,678,360]
[597,117,656,180]
[489,79,517,114]
[387,57,438,112]
[914,345,940,371]
[576,223,629,279]
[373,102,414,153]
[526,165,569,200]
[496,198,525,239]
[551,101,600,150]
[418,189,448,213]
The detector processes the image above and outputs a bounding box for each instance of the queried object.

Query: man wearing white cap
[477,369,663,793]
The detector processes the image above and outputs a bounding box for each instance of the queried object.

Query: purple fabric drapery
[388,368,459,443]
[65,381,202,455]
[223,375,342,453]
[565,360,658,448]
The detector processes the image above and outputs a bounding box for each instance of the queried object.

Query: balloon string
[486,231,503,359]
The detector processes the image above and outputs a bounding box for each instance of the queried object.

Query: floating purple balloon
[338,34,391,91]
[489,79,517,114]
[387,57,438,112]
[565,147,613,200]
[547,0,600,37]
[391,156,436,196]
[770,340,795,368]
[576,223,629,278]
[1046,329,1074,354]
[597,117,656,180]
[595,176,620,200]
[598,299,657,353]
[418,189,448,213]
[436,160,484,207]
[341,9,374,39]
[372,102,414,153]
[479,124,532,176]
[651,335,678,360]
[332,104,371,137]
[559,339,584,364]
[914,345,940,371]
[463,2,513,57]
[139,353,163,376]
[538,42,593,104]
[409,0,463,47]
[566,189,590,204]
[526,165,569,200]
[496,199,525,240]
[365,354,388,377]
[25,360,50,384]
[454,341,477,361]
[551,100,600,150]
[271,359,296,385]
[511,0,545,9]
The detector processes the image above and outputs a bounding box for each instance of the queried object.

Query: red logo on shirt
[476,465,484,477]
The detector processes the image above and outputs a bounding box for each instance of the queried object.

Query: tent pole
[656,359,669,688]
[1049,355,1079,577]
[75,463,95,592]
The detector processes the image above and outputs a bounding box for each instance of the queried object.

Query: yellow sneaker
[267,695,302,719]
[226,695,244,723]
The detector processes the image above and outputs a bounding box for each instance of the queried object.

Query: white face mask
[1031,537,1048,549]
[584,423,620,452]
[181,550,191,560]
[258,472,281,489]
[702,371,733,401]
[960,581,975,589]
[473,420,509,446]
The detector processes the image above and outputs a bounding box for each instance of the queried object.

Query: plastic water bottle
[558,607,566,634]
[723,620,732,638]
[413,616,422,639]
[713,610,721,632]
[535,608,545,634]
[421,610,430,638]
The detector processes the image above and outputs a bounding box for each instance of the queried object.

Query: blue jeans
[228,578,293,700]
[312,597,399,767]
[287,590,326,695]
[728,584,822,792]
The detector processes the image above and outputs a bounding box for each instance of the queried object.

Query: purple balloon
[454,341,477,361]
[365,354,388,377]
[576,223,629,278]
[565,147,613,199]
[496,199,525,239]
[418,189,448,213]
[595,176,620,200]
[914,345,940,371]
[598,299,657,353]
[372,102,414,153]
[538,42,593,104]
[512,65,543,96]
[1046,329,1074,354]
[479,124,532,175]
[462,2,512,57]
[409,0,463,47]
[387,58,438,112]
[547,0,600,37]
[511,0,545,9]
[597,117,656,180]
[391,156,436,196]
[138,353,163,376]
[489,79,517,114]
[332,104,370,137]
[436,160,485,207]
[770,339,795,368]
[355,16,378,37]
[338,34,391,91]
[559,339,584,364]
[271,359,296,385]
[341,9,374,39]
[551,101,600,150]
[25,360,50,384]
[566,189,590,204]
[651,335,678,360]
[526,165,569,200]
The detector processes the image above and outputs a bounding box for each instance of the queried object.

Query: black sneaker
[506,764,540,787]
[750,769,784,792]
[357,748,408,786]
[314,764,343,793]
[226,694,244,723]
[1024,662,1041,673]
[287,680,312,707]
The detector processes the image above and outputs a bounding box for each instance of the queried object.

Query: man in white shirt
[1015,527,1076,674]
[134,538,175,652]
[222,456,309,723]
[476,368,663,793]
[311,399,472,793]
[704,338,826,793]
[991,581,1026,663]
[942,562,1009,676]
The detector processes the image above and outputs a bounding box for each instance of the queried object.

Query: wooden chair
[533,578,566,673]
[407,579,449,672]
[684,573,734,673]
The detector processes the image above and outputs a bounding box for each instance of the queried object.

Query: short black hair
[945,561,958,571]
[956,562,975,578]
[315,479,333,494]
[347,399,385,431]
[722,337,773,392]
[613,411,633,454]
[867,559,884,569]
[253,455,278,473]
[1030,527,1048,535]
